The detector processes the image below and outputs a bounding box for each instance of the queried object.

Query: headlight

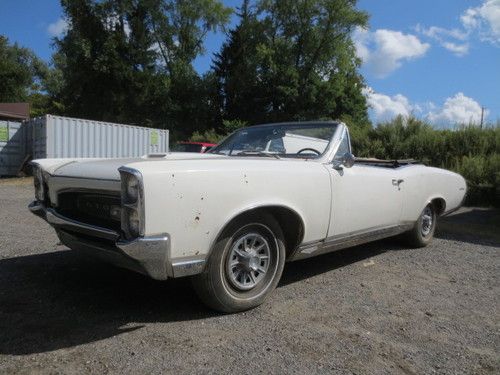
[119,168,144,239]
[33,165,45,201]
[127,209,140,237]
[126,176,139,202]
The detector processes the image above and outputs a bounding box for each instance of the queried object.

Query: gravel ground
[0,178,499,374]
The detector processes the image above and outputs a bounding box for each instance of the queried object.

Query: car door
[326,130,403,237]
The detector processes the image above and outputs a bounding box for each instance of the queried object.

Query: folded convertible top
[356,157,422,168]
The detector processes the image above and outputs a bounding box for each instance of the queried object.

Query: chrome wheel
[226,233,271,291]
[421,206,433,236]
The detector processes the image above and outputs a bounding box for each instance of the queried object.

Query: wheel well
[221,206,305,259]
[431,198,446,215]
[264,206,304,258]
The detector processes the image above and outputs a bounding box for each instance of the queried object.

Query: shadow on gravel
[0,250,215,355]
[0,239,403,355]
[280,238,403,286]
[436,208,500,247]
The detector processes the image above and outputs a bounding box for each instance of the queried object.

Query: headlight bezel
[119,167,145,239]
[32,164,45,202]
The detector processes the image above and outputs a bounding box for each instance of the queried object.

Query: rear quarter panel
[399,165,466,222]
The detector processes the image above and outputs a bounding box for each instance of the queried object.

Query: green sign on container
[151,130,158,146]
[0,124,8,142]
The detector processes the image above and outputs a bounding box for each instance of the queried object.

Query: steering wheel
[296,148,321,156]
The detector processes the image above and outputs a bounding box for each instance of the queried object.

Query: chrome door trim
[289,223,414,261]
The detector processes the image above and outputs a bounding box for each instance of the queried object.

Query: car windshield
[210,122,338,158]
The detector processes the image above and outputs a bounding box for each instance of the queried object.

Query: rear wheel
[192,212,285,313]
[405,203,437,247]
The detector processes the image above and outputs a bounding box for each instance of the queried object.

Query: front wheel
[192,212,285,313]
[405,203,437,247]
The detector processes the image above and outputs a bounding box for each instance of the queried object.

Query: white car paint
[29,122,467,279]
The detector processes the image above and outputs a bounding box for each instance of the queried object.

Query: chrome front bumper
[28,201,204,280]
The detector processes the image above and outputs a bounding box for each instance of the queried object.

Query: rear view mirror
[333,152,355,170]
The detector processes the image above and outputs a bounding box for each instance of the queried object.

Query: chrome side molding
[290,223,414,261]
[171,258,206,278]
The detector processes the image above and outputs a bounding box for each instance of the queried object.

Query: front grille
[56,192,122,232]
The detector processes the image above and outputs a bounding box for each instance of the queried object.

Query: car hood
[49,153,225,180]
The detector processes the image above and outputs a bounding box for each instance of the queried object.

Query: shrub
[189,129,226,144]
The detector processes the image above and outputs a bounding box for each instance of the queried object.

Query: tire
[192,211,286,313]
[405,203,437,248]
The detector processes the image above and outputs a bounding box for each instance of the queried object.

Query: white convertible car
[29,121,466,312]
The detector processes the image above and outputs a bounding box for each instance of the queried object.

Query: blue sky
[1,0,499,126]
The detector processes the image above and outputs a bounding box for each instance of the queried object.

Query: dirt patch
[0,177,33,186]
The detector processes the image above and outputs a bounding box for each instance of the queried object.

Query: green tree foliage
[0,36,51,116]
[188,119,247,143]
[213,0,369,128]
[51,0,231,135]
[189,128,225,143]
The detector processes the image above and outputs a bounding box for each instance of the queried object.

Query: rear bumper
[29,201,204,280]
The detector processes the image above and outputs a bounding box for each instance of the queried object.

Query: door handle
[392,179,404,187]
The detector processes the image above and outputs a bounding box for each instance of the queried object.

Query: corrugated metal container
[31,115,169,159]
[0,121,27,176]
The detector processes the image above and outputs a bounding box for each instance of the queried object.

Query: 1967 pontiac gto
[29,121,466,312]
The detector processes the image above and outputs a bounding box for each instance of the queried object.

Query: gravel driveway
[0,178,499,374]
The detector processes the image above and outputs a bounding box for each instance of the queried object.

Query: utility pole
[480,106,485,128]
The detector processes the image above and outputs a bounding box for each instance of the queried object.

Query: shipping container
[31,115,169,159]
[0,121,27,176]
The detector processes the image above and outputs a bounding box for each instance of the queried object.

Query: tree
[213,0,369,128]
[0,35,50,116]
[212,0,270,126]
[52,0,231,135]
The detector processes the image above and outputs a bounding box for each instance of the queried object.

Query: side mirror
[333,152,355,170]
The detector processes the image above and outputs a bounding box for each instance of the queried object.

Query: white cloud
[419,26,468,41]
[415,24,469,56]
[461,8,481,30]
[417,0,500,53]
[441,41,470,55]
[353,27,370,61]
[47,18,68,37]
[364,88,487,127]
[354,28,430,78]
[427,92,487,126]
[363,87,413,122]
[105,15,131,36]
[461,0,500,44]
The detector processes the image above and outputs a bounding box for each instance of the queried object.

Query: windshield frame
[209,121,342,160]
